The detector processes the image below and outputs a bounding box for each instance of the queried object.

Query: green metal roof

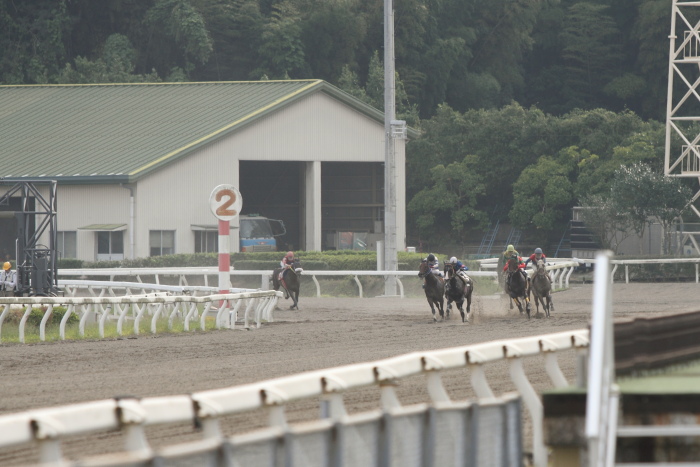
[0,80,390,183]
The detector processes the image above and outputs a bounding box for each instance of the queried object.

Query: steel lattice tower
[665,0,700,252]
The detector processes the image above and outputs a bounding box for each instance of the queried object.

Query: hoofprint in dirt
[0,283,697,465]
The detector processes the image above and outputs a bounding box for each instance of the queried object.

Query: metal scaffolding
[665,1,700,253]
[0,180,59,296]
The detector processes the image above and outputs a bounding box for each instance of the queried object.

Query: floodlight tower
[665,0,700,252]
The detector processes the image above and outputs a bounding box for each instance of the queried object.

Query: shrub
[57,259,83,269]
[4,306,78,327]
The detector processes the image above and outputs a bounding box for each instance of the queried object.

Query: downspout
[120,184,135,259]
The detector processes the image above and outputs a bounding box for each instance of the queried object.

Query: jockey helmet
[427,253,436,262]
[535,248,543,255]
[506,244,514,252]
[450,256,458,264]
[285,251,294,258]
[2,262,10,270]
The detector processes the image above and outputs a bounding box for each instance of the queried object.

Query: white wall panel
[58,185,130,261]
[136,144,240,258]
[219,92,386,162]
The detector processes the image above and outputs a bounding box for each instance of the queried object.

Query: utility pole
[384,0,398,296]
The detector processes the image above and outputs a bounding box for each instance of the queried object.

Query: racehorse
[505,256,531,319]
[418,260,445,322]
[529,259,553,318]
[443,261,474,323]
[272,260,302,310]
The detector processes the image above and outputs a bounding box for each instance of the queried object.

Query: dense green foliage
[0,0,675,121]
[4,0,692,248]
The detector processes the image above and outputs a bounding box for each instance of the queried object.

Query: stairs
[476,220,500,256]
[554,223,572,257]
[504,228,522,250]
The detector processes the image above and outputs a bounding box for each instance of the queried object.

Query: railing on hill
[0,289,282,344]
[57,269,500,299]
[0,329,590,467]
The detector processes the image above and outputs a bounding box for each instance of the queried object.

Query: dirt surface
[0,282,698,465]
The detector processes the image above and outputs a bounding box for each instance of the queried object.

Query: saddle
[456,270,471,284]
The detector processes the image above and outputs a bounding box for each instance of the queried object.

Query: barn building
[0,80,410,262]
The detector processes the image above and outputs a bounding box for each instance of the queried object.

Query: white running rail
[56,268,501,298]
[0,289,282,344]
[0,328,589,467]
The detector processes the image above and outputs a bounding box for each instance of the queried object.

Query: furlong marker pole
[218,219,231,297]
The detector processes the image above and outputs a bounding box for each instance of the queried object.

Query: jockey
[502,244,519,266]
[422,253,443,288]
[524,247,552,283]
[445,256,469,292]
[278,251,295,280]
[524,247,547,267]
[426,253,442,275]
[503,253,527,286]
[280,251,295,269]
[449,256,469,273]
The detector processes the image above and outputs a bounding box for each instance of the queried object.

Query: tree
[0,0,71,84]
[406,156,487,247]
[510,156,574,235]
[560,2,623,109]
[650,177,693,255]
[579,194,632,253]
[300,0,367,83]
[253,1,308,79]
[142,0,213,78]
[341,50,419,125]
[57,34,160,83]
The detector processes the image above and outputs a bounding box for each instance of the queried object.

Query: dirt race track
[0,282,698,465]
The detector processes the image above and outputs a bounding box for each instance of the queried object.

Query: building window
[97,231,124,261]
[150,230,175,256]
[57,231,77,259]
[195,230,217,253]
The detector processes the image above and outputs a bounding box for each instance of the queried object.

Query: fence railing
[478,259,578,289]
[0,289,282,344]
[0,328,589,467]
[58,279,258,297]
[57,268,499,298]
[607,257,700,284]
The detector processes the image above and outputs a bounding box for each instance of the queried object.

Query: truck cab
[239,215,286,252]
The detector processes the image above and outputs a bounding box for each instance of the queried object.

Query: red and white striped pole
[218,219,231,296]
[210,185,243,306]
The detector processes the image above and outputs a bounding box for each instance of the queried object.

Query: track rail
[0,328,589,466]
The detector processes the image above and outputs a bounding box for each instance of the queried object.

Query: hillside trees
[406,105,667,246]
[0,0,677,121]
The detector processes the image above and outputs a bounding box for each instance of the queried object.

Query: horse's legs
[288,289,298,310]
[525,294,531,319]
[437,298,445,321]
[513,297,523,314]
[457,298,465,323]
[464,288,472,322]
[446,299,452,319]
